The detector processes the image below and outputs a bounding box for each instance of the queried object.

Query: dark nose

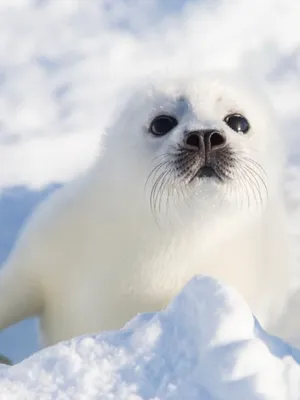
[184,129,226,152]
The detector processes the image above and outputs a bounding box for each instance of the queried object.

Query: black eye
[224,113,250,134]
[149,115,178,136]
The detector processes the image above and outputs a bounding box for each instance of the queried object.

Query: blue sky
[0,0,300,363]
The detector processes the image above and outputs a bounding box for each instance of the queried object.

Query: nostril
[210,132,225,149]
[185,130,225,151]
[186,133,201,150]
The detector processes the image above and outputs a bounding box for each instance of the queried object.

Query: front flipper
[0,248,44,333]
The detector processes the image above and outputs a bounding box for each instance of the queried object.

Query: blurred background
[0,0,300,363]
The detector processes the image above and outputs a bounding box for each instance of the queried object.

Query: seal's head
[103,72,283,221]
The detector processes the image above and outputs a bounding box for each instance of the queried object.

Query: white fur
[0,72,292,347]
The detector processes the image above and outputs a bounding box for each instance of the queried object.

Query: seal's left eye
[149,115,178,136]
[224,113,250,134]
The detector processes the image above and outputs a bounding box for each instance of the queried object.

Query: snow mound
[0,276,300,399]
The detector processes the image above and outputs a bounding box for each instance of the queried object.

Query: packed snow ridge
[0,275,300,400]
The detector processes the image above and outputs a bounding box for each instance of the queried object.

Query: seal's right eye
[149,115,178,136]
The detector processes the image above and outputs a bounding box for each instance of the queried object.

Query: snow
[0,276,300,399]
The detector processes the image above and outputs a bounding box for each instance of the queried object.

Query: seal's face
[147,112,243,183]
[106,73,282,217]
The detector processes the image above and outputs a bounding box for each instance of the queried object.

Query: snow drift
[0,276,299,400]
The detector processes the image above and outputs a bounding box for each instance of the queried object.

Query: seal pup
[0,71,290,347]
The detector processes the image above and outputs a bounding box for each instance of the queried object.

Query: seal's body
[0,72,290,347]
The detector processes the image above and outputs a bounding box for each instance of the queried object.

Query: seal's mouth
[190,164,223,183]
[169,144,234,185]
[196,165,220,179]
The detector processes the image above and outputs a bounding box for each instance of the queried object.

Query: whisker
[238,163,264,207]
[242,161,268,201]
[157,170,172,215]
[231,155,268,212]
[145,145,268,223]
[232,150,267,176]
[150,170,167,216]
[146,160,170,189]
